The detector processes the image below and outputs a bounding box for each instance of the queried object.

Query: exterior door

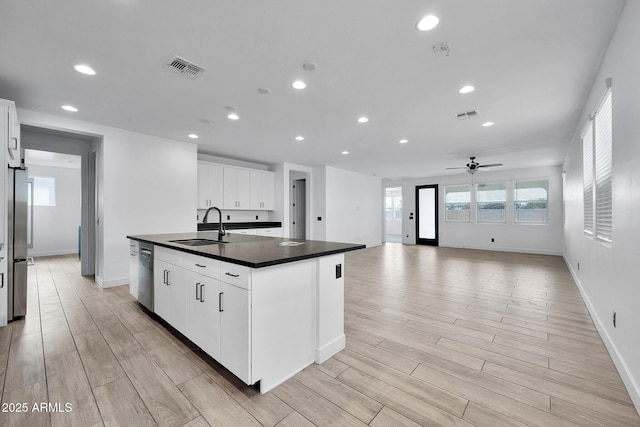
[416,184,438,246]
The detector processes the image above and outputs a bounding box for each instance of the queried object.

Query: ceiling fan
[446,156,503,174]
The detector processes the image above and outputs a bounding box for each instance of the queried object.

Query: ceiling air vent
[455,110,479,120]
[165,56,206,79]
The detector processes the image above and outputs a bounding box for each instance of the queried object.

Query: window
[583,123,594,235]
[583,88,612,242]
[385,196,393,220]
[32,177,56,206]
[476,182,506,223]
[394,197,403,220]
[514,179,548,223]
[444,185,470,222]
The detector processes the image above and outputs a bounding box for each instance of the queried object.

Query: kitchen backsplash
[197,209,273,223]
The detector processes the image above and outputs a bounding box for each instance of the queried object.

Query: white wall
[27,164,81,257]
[385,165,564,255]
[563,1,640,411]
[18,109,198,287]
[315,166,382,248]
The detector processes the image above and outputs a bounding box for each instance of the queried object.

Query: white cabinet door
[250,171,275,210]
[198,162,224,209]
[254,227,282,237]
[154,259,187,333]
[231,228,256,236]
[220,282,251,384]
[185,271,221,360]
[223,167,251,210]
[153,259,172,321]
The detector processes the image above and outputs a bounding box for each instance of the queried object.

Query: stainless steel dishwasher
[138,242,154,311]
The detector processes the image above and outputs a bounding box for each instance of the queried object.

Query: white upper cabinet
[198,161,275,211]
[250,170,275,210]
[223,166,251,210]
[197,162,223,209]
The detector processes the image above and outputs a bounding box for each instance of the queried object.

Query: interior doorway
[416,184,438,246]
[385,187,403,243]
[290,177,307,239]
[21,125,98,276]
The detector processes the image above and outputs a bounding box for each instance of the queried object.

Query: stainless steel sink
[169,238,227,246]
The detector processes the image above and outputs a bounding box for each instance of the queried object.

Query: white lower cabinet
[153,258,187,334]
[219,281,251,384]
[129,241,139,298]
[185,271,221,360]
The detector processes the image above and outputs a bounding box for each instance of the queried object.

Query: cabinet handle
[166,270,171,285]
[10,137,17,150]
[224,272,239,278]
[0,272,3,289]
[200,284,205,303]
[195,282,201,301]
[219,292,223,312]
[163,269,168,284]
[195,263,206,268]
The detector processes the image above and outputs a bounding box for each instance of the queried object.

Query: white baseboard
[441,243,563,256]
[315,334,346,364]
[564,255,640,415]
[95,275,129,289]
[28,249,79,257]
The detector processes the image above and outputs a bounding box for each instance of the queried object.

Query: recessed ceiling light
[302,63,317,71]
[61,105,78,112]
[341,150,349,155]
[417,15,439,31]
[482,121,495,127]
[258,87,271,95]
[459,85,475,94]
[399,139,409,144]
[357,116,369,123]
[188,134,199,139]
[74,64,96,75]
[292,80,306,90]
[295,136,304,141]
[227,113,240,120]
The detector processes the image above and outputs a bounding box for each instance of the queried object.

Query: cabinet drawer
[129,240,139,252]
[155,246,183,266]
[255,227,282,237]
[231,229,257,236]
[183,253,220,278]
[220,262,251,290]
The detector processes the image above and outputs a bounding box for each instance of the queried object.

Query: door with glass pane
[416,185,438,246]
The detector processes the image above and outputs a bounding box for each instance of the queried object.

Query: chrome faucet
[202,206,226,241]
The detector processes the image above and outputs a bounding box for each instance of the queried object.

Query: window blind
[514,179,548,223]
[476,182,506,223]
[583,123,594,235]
[444,185,470,222]
[594,91,612,242]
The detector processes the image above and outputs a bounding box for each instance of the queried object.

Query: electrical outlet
[613,311,617,327]
[577,262,580,271]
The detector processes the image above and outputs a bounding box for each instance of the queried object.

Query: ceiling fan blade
[445,167,468,170]
[478,163,503,168]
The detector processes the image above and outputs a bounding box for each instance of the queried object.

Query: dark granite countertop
[198,221,282,231]
[127,231,365,268]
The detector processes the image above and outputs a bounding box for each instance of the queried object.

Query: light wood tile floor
[1,245,638,426]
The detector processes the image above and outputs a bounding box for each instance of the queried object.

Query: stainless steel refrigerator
[7,166,28,320]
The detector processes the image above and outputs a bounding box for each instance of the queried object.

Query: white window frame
[513,179,549,224]
[583,86,612,244]
[444,185,471,222]
[476,182,506,223]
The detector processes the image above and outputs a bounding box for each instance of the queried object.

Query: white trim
[28,250,78,257]
[315,334,346,364]
[95,275,128,288]
[564,255,640,413]
[440,243,563,256]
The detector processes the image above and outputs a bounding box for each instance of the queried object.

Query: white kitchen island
[127,232,364,393]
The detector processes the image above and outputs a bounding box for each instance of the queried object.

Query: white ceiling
[0,0,625,179]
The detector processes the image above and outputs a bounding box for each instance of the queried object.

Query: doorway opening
[21,125,99,276]
[24,150,82,259]
[416,184,438,246]
[385,187,403,243]
[290,173,307,239]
